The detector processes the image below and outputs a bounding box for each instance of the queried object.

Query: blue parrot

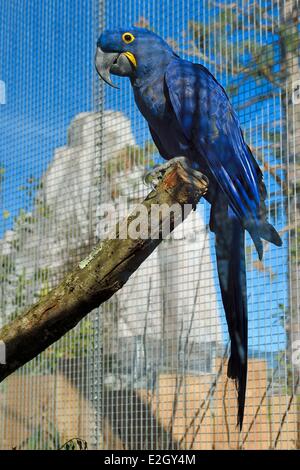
[95,27,282,429]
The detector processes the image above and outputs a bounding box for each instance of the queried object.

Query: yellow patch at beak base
[124,52,137,68]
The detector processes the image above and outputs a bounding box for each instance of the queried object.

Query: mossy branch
[0,160,208,383]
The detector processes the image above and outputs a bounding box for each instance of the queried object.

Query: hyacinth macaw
[95,27,282,429]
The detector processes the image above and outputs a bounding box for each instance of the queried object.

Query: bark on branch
[0,161,208,383]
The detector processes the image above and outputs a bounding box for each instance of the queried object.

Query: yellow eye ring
[122,32,135,44]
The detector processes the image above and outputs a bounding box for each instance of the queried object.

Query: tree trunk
[0,160,208,384]
[280,0,300,447]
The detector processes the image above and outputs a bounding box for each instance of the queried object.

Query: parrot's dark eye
[122,32,135,44]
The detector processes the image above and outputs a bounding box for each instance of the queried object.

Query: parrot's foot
[143,157,204,190]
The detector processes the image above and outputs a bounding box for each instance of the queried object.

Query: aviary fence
[0,0,299,450]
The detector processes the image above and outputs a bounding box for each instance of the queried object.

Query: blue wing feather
[165,59,260,225]
[163,57,282,429]
[133,55,282,429]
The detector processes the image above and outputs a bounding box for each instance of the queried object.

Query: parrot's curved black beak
[95,47,134,88]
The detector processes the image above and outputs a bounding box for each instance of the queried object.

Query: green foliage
[103,141,157,199]
[9,399,89,450]
[1,227,94,370]
[23,318,95,375]
[18,175,43,200]
[59,438,88,450]
[290,226,300,262]
[0,252,14,283]
[16,419,61,450]
[103,141,157,180]
[0,165,4,190]
[278,23,299,54]
[0,165,9,220]
[46,319,94,361]
[2,266,51,322]
[18,176,52,220]
[187,1,297,96]
[183,3,300,358]
[1,127,157,375]
[14,422,88,450]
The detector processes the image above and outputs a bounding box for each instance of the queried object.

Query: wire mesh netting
[0,0,299,450]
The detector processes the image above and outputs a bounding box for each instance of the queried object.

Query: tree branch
[0,160,208,383]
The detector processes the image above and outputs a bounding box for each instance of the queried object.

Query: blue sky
[0,0,96,226]
[0,0,288,354]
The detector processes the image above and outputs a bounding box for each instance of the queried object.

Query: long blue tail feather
[211,199,248,430]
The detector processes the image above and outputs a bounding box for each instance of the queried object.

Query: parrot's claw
[143,166,164,189]
[143,161,174,189]
[143,156,203,190]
